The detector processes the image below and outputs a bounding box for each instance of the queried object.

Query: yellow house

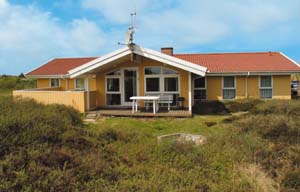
[13,45,300,113]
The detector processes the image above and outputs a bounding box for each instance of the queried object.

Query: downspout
[246,72,250,98]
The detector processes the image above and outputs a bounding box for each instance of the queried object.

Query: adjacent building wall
[36,78,96,91]
[205,75,291,100]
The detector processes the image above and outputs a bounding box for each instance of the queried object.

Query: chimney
[161,47,173,56]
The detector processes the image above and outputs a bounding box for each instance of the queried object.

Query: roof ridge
[174,51,280,56]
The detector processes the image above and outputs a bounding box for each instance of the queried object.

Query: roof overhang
[206,71,300,76]
[68,45,207,78]
[25,74,70,79]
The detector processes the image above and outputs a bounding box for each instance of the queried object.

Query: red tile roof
[174,52,300,73]
[26,52,300,76]
[26,57,97,76]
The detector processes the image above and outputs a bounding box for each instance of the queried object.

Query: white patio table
[130,96,160,114]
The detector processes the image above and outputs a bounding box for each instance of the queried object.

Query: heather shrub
[224,99,263,113]
[193,101,230,115]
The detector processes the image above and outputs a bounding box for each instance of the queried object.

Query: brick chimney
[161,47,173,56]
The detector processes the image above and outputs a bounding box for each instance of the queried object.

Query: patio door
[123,68,138,105]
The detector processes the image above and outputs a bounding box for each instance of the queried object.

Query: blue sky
[1,0,300,75]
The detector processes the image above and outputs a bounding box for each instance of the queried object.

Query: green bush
[231,100,300,192]
[224,99,263,113]
[193,101,230,115]
[0,77,36,90]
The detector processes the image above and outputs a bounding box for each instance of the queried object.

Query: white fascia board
[280,52,300,67]
[207,71,300,76]
[25,74,69,79]
[133,46,207,76]
[68,46,131,78]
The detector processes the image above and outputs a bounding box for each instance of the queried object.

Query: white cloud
[0,0,108,74]
[82,0,300,51]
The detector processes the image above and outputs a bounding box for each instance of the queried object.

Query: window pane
[107,70,121,76]
[260,89,272,98]
[106,94,121,105]
[164,77,178,92]
[194,78,205,88]
[50,79,59,87]
[146,78,160,92]
[162,68,178,74]
[223,76,235,88]
[260,76,272,87]
[75,79,85,89]
[107,78,120,92]
[223,89,236,99]
[194,90,206,100]
[145,67,161,75]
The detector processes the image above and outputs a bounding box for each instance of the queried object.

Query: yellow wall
[95,58,189,107]
[273,75,291,99]
[37,79,49,88]
[206,76,222,100]
[205,75,291,100]
[37,78,96,91]
[13,90,87,113]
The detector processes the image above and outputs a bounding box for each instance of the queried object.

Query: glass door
[123,68,137,105]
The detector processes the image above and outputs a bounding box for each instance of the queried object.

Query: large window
[223,76,236,100]
[194,77,206,100]
[144,67,179,94]
[75,78,85,90]
[260,76,272,99]
[106,70,121,105]
[50,78,60,87]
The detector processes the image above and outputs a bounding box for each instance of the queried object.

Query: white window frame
[105,70,122,106]
[193,77,206,101]
[144,66,180,95]
[50,78,60,88]
[259,75,273,99]
[74,78,85,90]
[222,76,236,100]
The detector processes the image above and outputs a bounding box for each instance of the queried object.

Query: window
[146,78,160,92]
[164,77,178,92]
[75,78,85,90]
[223,76,236,100]
[106,70,121,106]
[144,67,180,94]
[50,79,59,87]
[107,69,121,76]
[162,68,178,74]
[145,67,161,75]
[194,77,206,100]
[107,78,120,92]
[260,76,272,99]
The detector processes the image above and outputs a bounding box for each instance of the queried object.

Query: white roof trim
[68,45,207,78]
[132,45,207,76]
[280,52,300,67]
[68,46,131,78]
[25,74,70,79]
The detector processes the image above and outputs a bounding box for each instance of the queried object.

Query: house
[13,45,300,113]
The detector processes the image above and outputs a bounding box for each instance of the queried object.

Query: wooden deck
[88,109,192,118]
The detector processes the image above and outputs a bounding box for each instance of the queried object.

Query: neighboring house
[13,45,300,113]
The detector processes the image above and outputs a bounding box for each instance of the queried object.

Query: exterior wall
[36,78,96,91]
[247,76,259,98]
[206,76,222,100]
[273,75,291,99]
[37,79,49,88]
[96,58,189,108]
[13,90,87,113]
[205,75,291,100]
